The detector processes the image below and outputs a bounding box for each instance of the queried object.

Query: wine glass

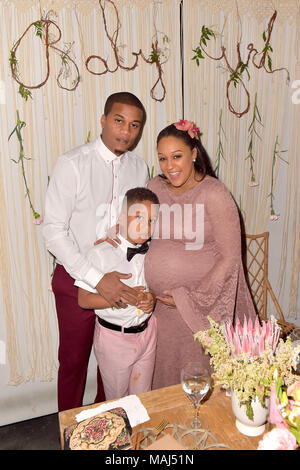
[181,361,211,429]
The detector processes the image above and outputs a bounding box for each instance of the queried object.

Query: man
[43,92,149,411]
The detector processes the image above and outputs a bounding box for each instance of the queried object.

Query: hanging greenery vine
[214,108,226,178]
[9,11,80,100]
[268,136,288,221]
[246,93,263,186]
[85,0,169,102]
[8,111,42,223]
[192,11,290,118]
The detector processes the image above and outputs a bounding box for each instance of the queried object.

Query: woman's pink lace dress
[144,175,256,390]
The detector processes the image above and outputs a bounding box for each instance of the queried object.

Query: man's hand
[96,271,140,308]
[94,224,121,248]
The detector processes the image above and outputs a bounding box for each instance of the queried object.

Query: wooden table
[59,384,270,450]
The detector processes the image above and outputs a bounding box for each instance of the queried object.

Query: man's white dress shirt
[75,235,151,328]
[43,137,149,288]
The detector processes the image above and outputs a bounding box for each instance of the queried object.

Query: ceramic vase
[231,391,270,437]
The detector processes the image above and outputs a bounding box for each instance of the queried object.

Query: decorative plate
[63,407,132,450]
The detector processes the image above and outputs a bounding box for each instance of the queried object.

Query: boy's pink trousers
[93,315,157,400]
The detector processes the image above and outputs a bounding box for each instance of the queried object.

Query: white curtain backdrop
[0,0,182,424]
[183,0,300,323]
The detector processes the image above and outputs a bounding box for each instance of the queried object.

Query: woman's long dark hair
[157,124,216,179]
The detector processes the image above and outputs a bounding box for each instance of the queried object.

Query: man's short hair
[104,92,146,125]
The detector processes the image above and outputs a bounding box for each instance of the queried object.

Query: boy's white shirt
[74,234,151,328]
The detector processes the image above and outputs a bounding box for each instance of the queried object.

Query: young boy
[75,188,159,400]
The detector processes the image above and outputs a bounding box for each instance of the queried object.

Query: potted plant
[194,316,300,437]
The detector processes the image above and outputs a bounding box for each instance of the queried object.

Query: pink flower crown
[174,119,200,139]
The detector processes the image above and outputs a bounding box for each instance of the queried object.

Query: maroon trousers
[52,264,105,412]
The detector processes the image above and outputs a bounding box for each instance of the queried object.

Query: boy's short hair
[104,92,146,126]
[122,187,159,209]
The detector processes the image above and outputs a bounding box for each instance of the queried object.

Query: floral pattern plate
[63,407,132,450]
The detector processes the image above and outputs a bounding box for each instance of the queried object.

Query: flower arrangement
[194,316,300,419]
[257,427,297,450]
[257,377,300,450]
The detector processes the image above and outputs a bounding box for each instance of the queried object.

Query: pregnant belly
[144,239,216,296]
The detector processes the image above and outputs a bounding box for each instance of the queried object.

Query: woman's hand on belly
[156,290,176,308]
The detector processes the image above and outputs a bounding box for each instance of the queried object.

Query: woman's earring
[193,159,196,162]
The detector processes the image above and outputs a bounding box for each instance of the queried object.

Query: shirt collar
[117,233,141,255]
[95,136,127,164]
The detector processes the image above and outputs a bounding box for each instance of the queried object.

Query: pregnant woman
[144,120,256,389]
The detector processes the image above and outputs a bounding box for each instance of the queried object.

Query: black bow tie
[127,239,150,262]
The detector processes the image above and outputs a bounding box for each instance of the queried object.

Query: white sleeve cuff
[83,266,104,289]
[74,279,98,293]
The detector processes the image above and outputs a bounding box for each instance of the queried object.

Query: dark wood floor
[0,413,60,450]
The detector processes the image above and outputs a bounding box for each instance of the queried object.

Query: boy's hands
[135,288,156,314]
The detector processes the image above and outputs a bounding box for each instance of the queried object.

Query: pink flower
[33,216,43,225]
[223,316,280,358]
[257,427,297,450]
[269,387,287,428]
[174,119,199,139]
[270,213,279,221]
[287,380,300,402]
[249,181,259,187]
